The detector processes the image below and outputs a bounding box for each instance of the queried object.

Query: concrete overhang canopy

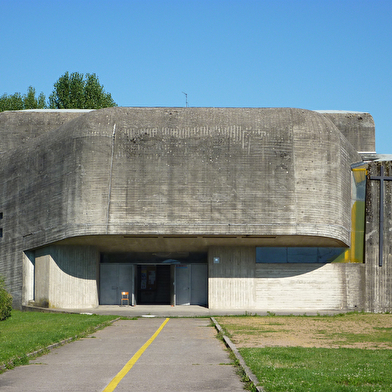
[2,107,359,249]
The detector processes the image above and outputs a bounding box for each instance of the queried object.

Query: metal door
[191,264,208,306]
[175,265,190,305]
[119,264,135,306]
[99,264,134,305]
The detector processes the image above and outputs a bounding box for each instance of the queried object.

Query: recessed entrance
[137,265,171,305]
[99,252,208,306]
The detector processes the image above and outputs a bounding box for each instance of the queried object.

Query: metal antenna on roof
[182,92,188,107]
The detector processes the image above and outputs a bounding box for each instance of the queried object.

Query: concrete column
[22,251,35,305]
[35,245,99,309]
[365,161,392,312]
[208,246,255,309]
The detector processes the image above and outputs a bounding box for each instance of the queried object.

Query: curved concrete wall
[318,111,375,153]
[2,107,360,248]
[0,109,91,153]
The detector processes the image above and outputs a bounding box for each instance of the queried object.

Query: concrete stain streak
[106,123,116,233]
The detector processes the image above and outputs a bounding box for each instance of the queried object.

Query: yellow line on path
[103,318,170,392]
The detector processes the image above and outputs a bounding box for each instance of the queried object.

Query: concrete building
[0,107,390,312]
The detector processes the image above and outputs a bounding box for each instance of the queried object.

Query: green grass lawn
[217,313,392,392]
[0,310,118,370]
[240,346,392,392]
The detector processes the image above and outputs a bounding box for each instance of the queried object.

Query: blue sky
[1,0,391,153]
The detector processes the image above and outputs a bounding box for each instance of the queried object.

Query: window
[256,247,346,263]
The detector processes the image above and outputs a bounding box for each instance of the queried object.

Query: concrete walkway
[0,318,246,392]
[23,304,342,317]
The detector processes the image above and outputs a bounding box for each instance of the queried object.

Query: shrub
[0,275,12,320]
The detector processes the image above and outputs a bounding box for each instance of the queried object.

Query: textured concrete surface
[365,161,392,312]
[0,109,91,153]
[0,318,245,392]
[317,111,375,153]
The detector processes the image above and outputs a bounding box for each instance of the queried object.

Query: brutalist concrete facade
[0,107,388,311]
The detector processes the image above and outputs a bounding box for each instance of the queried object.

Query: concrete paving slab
[0,318,245,392]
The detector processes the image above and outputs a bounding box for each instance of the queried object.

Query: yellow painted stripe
[103,318,170,392]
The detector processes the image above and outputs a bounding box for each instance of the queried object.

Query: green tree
[0,275,12,321]
[0,87,47,112]
[0,72,116,112]
[0,92,23,112]
[84,73,117,109]
[23,86,46,109]
[48,72,117,109]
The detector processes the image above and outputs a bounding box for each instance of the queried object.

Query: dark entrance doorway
[100,252,207,306]
[136,264,171,305]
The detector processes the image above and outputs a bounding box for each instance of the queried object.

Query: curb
[211,317,265,392]
[0,317,121,372]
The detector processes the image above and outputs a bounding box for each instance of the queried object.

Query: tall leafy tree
[48,72,117,109]
[23,86,46,109]
[0,86,46,112]
[0,72,116,112]
[0,92,23,112]
[84,73,117,109]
